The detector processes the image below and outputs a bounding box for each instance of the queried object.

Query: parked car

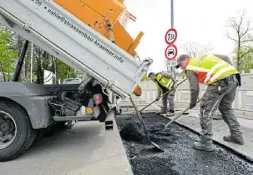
[62,78,82,84]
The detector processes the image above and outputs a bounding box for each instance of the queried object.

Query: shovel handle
[164,98,202,129]
[164,106,190,129]
[139,78,187,112]
[139,97,160,112]
[129,95,150,139]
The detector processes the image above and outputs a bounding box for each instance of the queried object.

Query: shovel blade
[150,141,164,151]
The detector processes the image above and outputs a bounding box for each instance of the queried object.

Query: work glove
[189,103,196,109]
[169,91,175,96]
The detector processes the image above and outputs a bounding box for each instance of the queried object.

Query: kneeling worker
[176,54,244,152]
[148,71,175,115]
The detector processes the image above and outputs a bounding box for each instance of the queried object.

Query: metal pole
[171,0,174,28]
[170,0,175,77]
[54,58,57,84]
[12,40,29,82]
[30,43,33,82]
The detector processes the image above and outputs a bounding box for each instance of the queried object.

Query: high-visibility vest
[155,73,174,92]
[185,54,239,85]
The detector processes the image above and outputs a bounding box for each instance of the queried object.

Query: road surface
[0,120,133,175]
[116,113,253,175]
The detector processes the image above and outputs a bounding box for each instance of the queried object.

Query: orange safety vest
[185,54,239,85]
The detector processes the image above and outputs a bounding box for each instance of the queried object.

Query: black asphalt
[116,113,253,175]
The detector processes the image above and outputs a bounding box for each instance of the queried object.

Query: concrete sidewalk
[163,109,253,162]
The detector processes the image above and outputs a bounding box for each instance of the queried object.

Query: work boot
[223,135,244,145]
[158,110,167,114]
[193,140,215,152]
[166,109,174,117]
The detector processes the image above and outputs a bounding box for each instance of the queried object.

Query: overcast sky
[124,0,253,72]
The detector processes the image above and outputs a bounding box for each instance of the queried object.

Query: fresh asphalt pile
[116,113,253,175]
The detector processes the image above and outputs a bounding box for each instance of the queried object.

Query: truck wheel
[0,101,36,162]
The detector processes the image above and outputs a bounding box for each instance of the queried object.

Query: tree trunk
[36,57,43,84]
[7,71,10,81]
[0,65,6,82]
[237,39,241,71]
[36,48,44,84]
[24,48,31,80]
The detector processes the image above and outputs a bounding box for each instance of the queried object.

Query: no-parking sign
[165,44,178,60]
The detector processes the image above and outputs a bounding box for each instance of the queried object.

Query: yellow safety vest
[155,73,174,92]
[185,54,239,85]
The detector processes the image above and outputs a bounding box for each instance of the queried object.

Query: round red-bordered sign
[165,28,177,44]
[165,44,178,60]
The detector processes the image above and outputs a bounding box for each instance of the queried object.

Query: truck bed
[0,0,153,98]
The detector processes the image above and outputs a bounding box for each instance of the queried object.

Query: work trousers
[213,110,222,120]
[199,75,243,142]
[162,90,175,111]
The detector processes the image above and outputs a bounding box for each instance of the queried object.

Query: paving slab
[0,112,133,175]
[162,110,253,162]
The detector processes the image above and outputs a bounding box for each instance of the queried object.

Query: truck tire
[0,100,36,162]
[31,129,45,147]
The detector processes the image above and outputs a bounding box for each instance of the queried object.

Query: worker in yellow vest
[175,54,244,152]
[197,54,233,120]
[211,54,233,120]
[148,71,175,115]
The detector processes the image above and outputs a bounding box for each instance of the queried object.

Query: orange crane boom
[53,0,143,57]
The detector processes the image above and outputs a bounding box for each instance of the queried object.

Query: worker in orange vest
[175,54,244,152]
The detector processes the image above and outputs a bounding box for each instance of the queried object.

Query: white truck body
[0,0,153,98]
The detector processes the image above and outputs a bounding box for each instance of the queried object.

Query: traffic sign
[165,28,177,44]
[167,60,177,66]
[165,44,178,60]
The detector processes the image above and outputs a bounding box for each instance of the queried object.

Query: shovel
[164,98,202,129]
[129,95,163,151]
[139,78,187,113]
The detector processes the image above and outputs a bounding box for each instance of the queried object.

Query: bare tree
[180,41,213,57]
[227,10,253,71]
